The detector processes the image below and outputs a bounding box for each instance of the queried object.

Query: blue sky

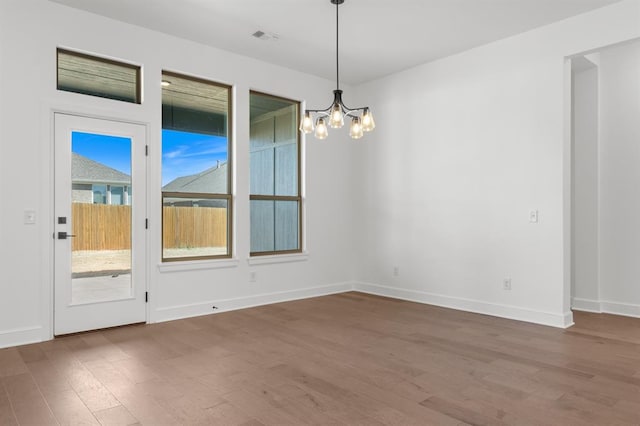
[72,132,131,175]
[71,130,228,186]
[161,129,228,186]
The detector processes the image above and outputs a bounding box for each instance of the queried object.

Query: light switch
[529,209,538,223]
[24,209,36,224]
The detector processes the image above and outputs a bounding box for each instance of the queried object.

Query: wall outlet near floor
[503,278,512,290]
[249,271,257,282]
[393,266,399,277]
[529,209,539,223]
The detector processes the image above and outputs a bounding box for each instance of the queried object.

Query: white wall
[597,40,640,316]
[0,0,357,348]
[571,60,600,309]
[2,0,639,349]
[352,0,640,327]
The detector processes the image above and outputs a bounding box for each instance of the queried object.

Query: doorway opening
[570,39,640,319]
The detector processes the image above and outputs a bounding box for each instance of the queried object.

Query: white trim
[0,326,43,350]
[563,56,574,317]
[52,114,148,335]
[41,100,153,342]
[354,282,574,329]
[572,298,640,317]
[57,45,143,70]
[158,258,240,273]
[562,311,575,328]
[3,279,589,348]
[154,282,351,323]
[41,103,56,343]
[247,252,309,266]
[571,297,602,313]
[600,301,640,318]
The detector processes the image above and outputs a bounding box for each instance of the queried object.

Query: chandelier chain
[336,0,340,91]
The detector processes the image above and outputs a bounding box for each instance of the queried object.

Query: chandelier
[300,0,375,140]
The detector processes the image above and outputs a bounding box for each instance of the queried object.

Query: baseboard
[600,301,640,318]
[1,282,590,349]
[572,298,640,318]
[353,282,573,328]
[571,297,602,313]
[154,282,353,323]
[0,326,43,349]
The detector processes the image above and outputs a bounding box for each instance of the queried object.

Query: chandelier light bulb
[315,117,329,139]
[362,108,376,132]
[300,112,314,134]
[349,117,363,139]
[329,103,344,128]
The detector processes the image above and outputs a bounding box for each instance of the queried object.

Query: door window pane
[71,132,132,304]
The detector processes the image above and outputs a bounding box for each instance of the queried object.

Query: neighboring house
[162,158,297,252]
[72,152,131,205]
[162,160,227,207]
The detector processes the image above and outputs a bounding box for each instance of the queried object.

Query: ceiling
[50,0,621,85]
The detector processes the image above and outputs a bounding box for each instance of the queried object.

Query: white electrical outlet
[393,266,399,277]
[503,278,512,290]
[249,271,257,282]
[529,209,539,223]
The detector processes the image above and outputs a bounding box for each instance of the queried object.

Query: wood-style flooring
[1,292,639,425]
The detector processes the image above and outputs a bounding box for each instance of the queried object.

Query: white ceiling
[50,0,621,85]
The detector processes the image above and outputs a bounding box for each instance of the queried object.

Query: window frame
[56,48,142,104]
[161,71,233,262]
[249,91,303,257]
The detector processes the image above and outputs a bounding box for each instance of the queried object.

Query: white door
[54,113,147,335]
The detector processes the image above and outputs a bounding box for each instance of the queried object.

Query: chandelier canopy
[300,0,375,140]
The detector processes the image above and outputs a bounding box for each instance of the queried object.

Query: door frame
[44,106,151,340]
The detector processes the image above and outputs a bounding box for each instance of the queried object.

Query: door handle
[57,231,76,240]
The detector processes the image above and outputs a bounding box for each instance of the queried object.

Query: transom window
[57,48,141,104]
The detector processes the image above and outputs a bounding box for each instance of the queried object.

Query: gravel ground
[71,246,227,274]
[72,249,131,274]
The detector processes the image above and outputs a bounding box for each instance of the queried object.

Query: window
[162,72,232,261]
[92,185,107,204]
[250,92,301,255]
[110,186,129,205]
[57,49,141,104]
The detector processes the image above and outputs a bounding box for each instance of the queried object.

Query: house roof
[72,152,130,184]
[162,162,228,194]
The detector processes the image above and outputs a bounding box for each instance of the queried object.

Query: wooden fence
[162,205,227,249]
[72,203,131,251]
[71,203,227,251]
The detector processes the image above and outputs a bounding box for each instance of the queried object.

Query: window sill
[158,258,239,273]
[247,252,309,266]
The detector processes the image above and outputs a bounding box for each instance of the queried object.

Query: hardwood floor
[1,292,639,425]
